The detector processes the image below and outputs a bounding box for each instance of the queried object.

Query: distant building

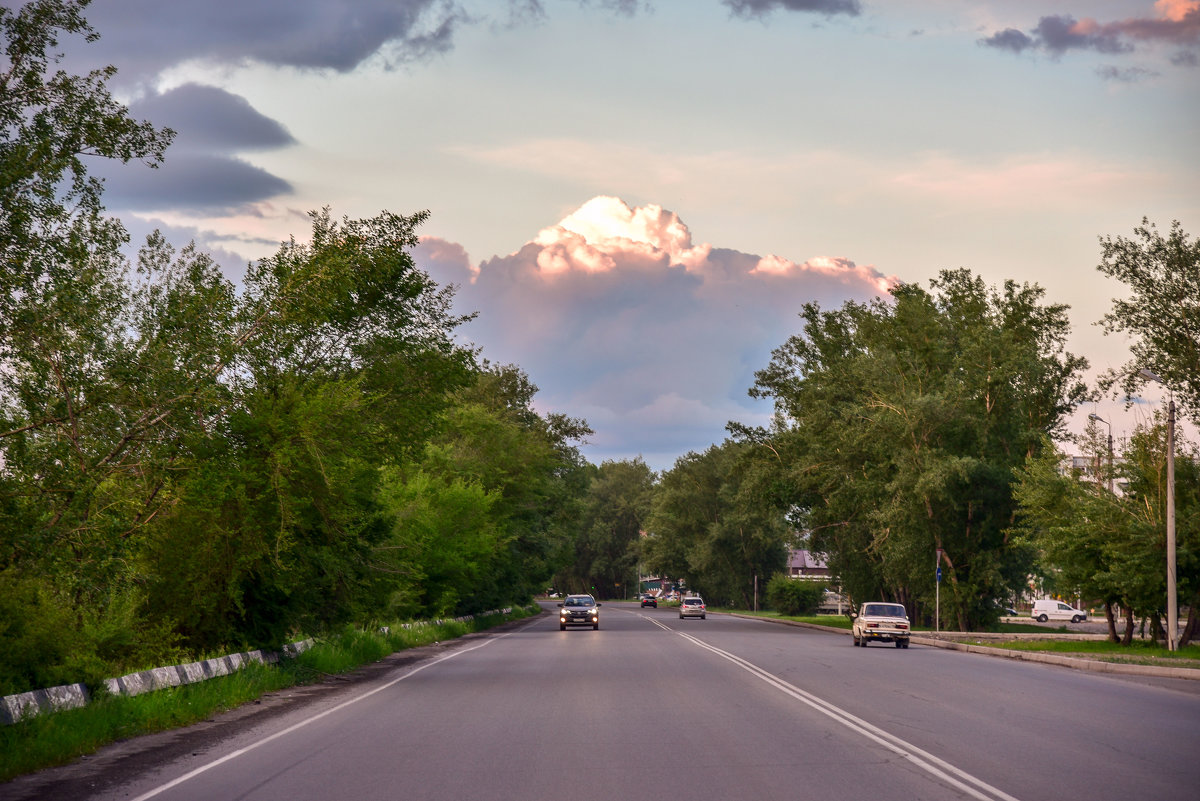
[1057,454,1127,495]
[788,549,830,580]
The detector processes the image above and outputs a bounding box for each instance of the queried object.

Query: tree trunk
[1104,601,1119,643]
[1180,605,1197,647]
[1121,606,1134,646]
[1150,614,1165,645]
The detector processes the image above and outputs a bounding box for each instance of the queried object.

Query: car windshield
[684,598,703,604]
[565,597,594,607]
[863,604,906,617]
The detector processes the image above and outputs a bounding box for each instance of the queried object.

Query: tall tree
[748,270,1087,629]
[566,458,655,599]
[645,441,789,607]
[414,364,592,611]
[1097,219,1200,424]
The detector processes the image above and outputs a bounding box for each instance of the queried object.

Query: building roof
[789,549,828,571]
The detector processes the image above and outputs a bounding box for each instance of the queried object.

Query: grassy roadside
[0,606,539,783]
[982,638,1200,668]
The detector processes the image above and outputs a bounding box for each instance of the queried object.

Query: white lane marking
[644,617,1020,801]
[127,626,528,801]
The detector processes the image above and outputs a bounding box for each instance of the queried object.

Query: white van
[1031,599,1087,623]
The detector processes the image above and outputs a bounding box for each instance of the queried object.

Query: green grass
[983,637,1200,666]
[0,606,536,782]
[722,610,855,630]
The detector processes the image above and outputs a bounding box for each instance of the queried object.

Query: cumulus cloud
[980,1,1200,64]
[414,197,895,467]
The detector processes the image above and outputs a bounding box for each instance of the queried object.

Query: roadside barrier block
[0,684,90,725]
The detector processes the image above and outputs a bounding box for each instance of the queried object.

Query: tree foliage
[1097,219,1200,424]
[766,573,826,616]
[1012,419,1199,645]
[0,3,595,694]
[559,458,655,598]
[746,269,1088,629]
[644,441,790,607]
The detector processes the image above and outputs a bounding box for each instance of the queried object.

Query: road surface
[8,602,1199,801]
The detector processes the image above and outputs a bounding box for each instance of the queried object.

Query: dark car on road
[558,594,601,630]
[640,594,657,608]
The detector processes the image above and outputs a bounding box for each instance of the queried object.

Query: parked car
[640,594,657,608]
[558,594,601,630]
[679,596,706,619]
[852,602,910,648]
[1031,599,1087,623]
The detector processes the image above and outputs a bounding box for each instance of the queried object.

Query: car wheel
[861,638,868,647]
[1037,614,1048,622]
[895,640,903,648]
[1071,615,1082,623]
[560,625,566,631]
[593,623,599,630]
[701,615,706,619]
[903,640,910,648]
[852,634,858,646]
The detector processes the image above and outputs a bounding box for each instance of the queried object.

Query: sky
[36,0,1200,469]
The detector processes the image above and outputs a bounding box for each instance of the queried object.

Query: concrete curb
[727,612,1200,681]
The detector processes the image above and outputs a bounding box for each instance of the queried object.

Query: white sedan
[852,602,911,648]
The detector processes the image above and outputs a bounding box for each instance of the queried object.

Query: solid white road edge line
[126,622,533,801]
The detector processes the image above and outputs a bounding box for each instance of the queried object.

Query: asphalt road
[11,603,1200,801]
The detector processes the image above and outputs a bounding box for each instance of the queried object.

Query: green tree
[748,269,1087,629]
[416,364,592,612]
[1097,219,1200,424]
[645,441,789,607]
[566,458,655,599]
[1013,419,1199,645]
[136,210,476,649]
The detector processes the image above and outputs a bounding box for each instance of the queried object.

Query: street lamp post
[1138,369,1178,652]
[1088,413,1114,493]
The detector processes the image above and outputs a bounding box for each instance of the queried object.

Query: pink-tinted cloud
[979,1,1200,65]
[414,196,895,467]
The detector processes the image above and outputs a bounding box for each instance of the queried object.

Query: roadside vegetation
[984,638,1200,668]
[1,2,589,699]
[0,607,536,782]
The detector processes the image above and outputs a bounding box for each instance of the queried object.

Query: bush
[766,574,826,616]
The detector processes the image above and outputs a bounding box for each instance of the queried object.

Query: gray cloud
[129,84,297,153]
[1095,64,1160,82]
[94,84,295,214]
[722,0,861,18]
[980,9,1200,64]
[1035,15,1131,56]
[76,0,468,80]
[96,153,293,213]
